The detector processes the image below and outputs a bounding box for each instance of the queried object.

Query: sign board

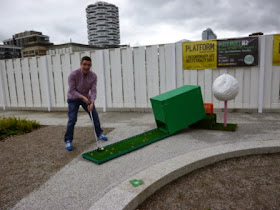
[183,37,259,70]
[182,40,217,70]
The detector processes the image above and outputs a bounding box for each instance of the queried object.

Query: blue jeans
[64,99,103,142]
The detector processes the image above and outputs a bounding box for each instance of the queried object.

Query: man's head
[80,56,92,75]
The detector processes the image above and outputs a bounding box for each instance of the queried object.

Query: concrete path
[1,110,280,210]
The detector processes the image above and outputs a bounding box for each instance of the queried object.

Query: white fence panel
[37,57,47,108]
[92,50,103,108]
[175,42,183,88]
[0,60,9,108]
[122,47,135,108]
[39,56,51,110]
[165,44,176,91]
[243,68,251,109]
[61,54,71,105]
[29,57,41,107]
[249,67,259,108]
[235,68,244,108]
[212,69,220,108]
[204,69,212,103]
[21,58,33,107]
[190,70,198,85]
[0,61,4,108]
[134,46,147,108]
[183,69,191,85]
[146,45,159,108]
[110,48,123,108]
[6,60,18,107]
[80,51,90,58]
[52,55,65,107]
[197,69,205,101]
[272,64,280,109]
[14,59,25,107]
[271,65,280,108]
[103,49,112,108]
[263,35,274,109]
[71,52,81,72]
[46,55,56,107]
[159,45,166,94]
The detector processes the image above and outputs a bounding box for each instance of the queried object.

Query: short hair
[81,56,91,63]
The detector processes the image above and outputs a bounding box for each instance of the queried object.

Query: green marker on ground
[130,179,144,187]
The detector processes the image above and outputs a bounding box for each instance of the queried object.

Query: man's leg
[64,99,80,142]
[81,102,103,137]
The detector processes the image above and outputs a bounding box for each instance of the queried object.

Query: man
[64,56,107,151]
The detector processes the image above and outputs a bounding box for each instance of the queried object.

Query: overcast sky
[0,0,279,46]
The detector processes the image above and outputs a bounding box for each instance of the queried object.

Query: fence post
[258,35,266,113]
[0,61,6,110]
[41,56,52,111]
[99,50,107,112]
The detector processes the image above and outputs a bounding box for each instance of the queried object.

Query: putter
[90,111,101,152]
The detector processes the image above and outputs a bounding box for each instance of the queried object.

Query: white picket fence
[0,34,279,112]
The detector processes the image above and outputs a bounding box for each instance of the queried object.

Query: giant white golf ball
[213,74,239,101]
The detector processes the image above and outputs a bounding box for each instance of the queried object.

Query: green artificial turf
[190,113,238,131]
[210,123,238,131]
[82,128,170,164]
[189,113,217,129]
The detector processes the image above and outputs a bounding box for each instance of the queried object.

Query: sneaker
[98,133,108,141]
[65,140,72,151]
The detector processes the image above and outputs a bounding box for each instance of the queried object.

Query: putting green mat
[82,128,171,164]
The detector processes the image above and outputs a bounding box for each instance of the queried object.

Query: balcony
[94,9,107,14]
[87,19,98,24]
[88,25,100,30]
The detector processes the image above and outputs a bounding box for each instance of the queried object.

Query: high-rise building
[86,1,120,47]
[202,28,217,40]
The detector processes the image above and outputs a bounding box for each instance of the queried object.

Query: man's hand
[81,96,91,105]
[88,102,94,112]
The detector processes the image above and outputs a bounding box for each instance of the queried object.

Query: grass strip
[82,128,170,164]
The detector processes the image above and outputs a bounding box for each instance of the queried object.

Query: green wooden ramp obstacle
[82,85,206,164]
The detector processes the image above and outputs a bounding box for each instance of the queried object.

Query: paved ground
[1,110,280,210]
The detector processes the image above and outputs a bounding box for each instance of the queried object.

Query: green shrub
[0,116,41,139]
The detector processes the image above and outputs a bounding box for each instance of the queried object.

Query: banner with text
[182,37,259,70]
[273,34,280,65]
[217,37,258,67]
[182,40,217,70]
